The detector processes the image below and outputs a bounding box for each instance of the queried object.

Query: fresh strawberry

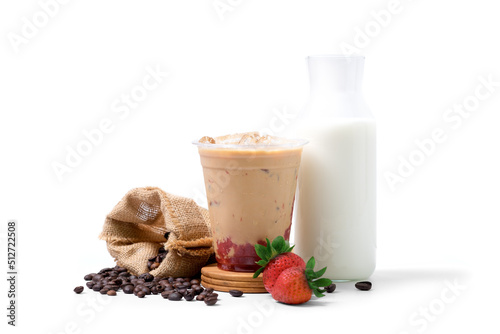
[271,267,311,304]
[271,257,332,305]
[253,236,306,293]
[261,253,306,293]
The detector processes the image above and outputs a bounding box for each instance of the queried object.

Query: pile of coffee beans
[147,246,168,271]
[75,265,245,306]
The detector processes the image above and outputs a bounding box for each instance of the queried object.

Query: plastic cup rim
[307,54,365,59]
[192,138,308,150]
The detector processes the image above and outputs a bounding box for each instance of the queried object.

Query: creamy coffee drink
[194,132,306,272]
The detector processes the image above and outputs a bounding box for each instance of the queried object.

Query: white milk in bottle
[294,55,376,281]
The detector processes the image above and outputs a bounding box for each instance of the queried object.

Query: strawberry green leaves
[253,236,294,278]
[272,236,293,254]
[305,257,332,298]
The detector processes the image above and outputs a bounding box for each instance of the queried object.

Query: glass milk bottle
[294,55,376,281]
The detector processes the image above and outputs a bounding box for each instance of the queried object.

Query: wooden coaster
[201,275,265,288]
[201,263,262,282]
[200,263,268,294]
[201,281,268,293]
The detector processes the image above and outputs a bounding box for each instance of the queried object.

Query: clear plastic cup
[193,133,307,272]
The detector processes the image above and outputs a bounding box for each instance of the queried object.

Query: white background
[1,0,499,333]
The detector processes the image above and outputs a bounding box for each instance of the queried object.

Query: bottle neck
[308,56,364,98]
[306,56,368,118]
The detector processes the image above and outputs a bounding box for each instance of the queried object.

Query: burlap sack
[99,187,213,278]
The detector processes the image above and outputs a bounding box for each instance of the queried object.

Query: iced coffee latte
[194,132,306,272]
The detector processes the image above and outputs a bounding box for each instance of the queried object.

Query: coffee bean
[118,272,130,277]
[205,288,214,294]
[139,273,154,282]
[204,297,217,306]
[196,294,205,301]
[184,289,195,301]
[107,290,117,296]
[161,291,172,299]
[86,282,94,289]
[325,284,336,293]
[177,288,187,295]
[229,290,243,297]
[137,291,145,298]
[123,285,134,294]
[355,281,372,291]
[205,293,217,300]
[84,274,94,281]
[92,284,103,292]
[190,279,200,285]
[92,274,103,282]
[168,292,183,301]
[74,286,84,294]
[100,288,109,295]
[142,287,151,295]
[129,275,137,280]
